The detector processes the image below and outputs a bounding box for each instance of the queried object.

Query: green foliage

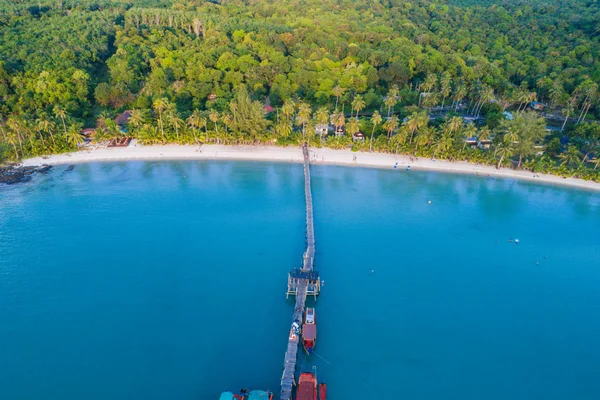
[0,0,599,180]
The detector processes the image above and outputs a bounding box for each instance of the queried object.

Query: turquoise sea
[1,160,600,400]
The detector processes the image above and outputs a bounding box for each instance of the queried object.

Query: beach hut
[478,139,492,149]
[352,131,366,142]
[465,137,478,148]
[334,126,345,137]
[115,110,133,126]
[80,128,96,138]
[263,105,274,114]
[315,124,329,136]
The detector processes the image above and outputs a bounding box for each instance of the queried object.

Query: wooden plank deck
[280,145,315,400]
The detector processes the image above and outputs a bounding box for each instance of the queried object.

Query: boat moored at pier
[296,372,317,400]
[302,308,316,354]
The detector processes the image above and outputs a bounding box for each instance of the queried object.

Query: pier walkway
[280,144,315,400]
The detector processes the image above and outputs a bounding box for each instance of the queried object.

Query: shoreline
[21,143,600,192]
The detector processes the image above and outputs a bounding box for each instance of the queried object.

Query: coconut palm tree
[330,110,344,134]
[332,86,346,110]
[561,96,577,132]
[403,111,428,143]
[276,119,292,137]
[36,116,56,146]
[153,97,169,139]
[315,106,329,142]
[66,124,84,148]
[351,95,365,118]
[186,110,202,144]
[281,99,295,122]
[384,96,397,118]
[53,106,68,136]
[169,113,184,141]
[129,109,146,134]
[452,84,467,111]
[495,143,514,169]
[369,111,382,152]
[347,117,360,140]
[434,132,454,158]
[440,73,452,110]
[560,145,582,166]
[297,102,311,140]
[383,115,399,138]
[414,126,435,154]
[445,116,463,137]
[209,109,220,136]
[419,74,438,107]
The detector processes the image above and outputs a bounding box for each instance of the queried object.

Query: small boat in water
[296,372,317,400]
[318,383,327,400]
[219,390,273,400]
[302,307,316,354]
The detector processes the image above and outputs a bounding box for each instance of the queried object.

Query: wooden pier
[280,144,317,400]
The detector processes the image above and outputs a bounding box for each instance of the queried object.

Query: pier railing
[280,144,315,400]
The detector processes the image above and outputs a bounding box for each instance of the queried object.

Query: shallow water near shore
[1,161,600,400]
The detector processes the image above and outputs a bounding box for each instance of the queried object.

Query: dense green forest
[1,0,599,179]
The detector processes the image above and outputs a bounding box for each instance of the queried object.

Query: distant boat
[302,308,316,354]
[219,390,273,400]
[318,383,327,400]
[296,372,317,400]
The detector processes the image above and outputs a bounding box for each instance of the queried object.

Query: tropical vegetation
[1,0,600,180]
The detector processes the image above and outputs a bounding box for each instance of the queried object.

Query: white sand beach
[22,142,600,191]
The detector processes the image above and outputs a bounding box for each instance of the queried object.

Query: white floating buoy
[515,239,520,244]
[428,200,432,205]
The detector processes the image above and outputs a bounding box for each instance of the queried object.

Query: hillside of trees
[1,0,599,179]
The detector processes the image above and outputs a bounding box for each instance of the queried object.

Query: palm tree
[383,115,399,138]
[281,99,295,123]
[221,113,233,136]
[347,117,360,140]
[440,73,452,110]
[332,86,346,110]
[414,126,435,154]
[169,113,184,141]
[474,85,494,118]
[186,110,202,144]
[296,102,311,140]
[560,145,582,166]
[209,109,220,136]
[453,84,467,111]
[66,124,84,148]
[351,95,365,118]
[495,144,514,169]
[434,132,454,158]
[419,74,437,107]
[36,116,56,146]
[369,111,382,152]
[445,116,463,137]
[315,106,329,142]
[129,109,146,133]
[403,112,428,143]
[331,110,346,134]
[478,127,492,146]
[153,98,169,139]
[53,106,68,136]
[561,96,577,132]
[276,119,293,137]
[384,96,397,118]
